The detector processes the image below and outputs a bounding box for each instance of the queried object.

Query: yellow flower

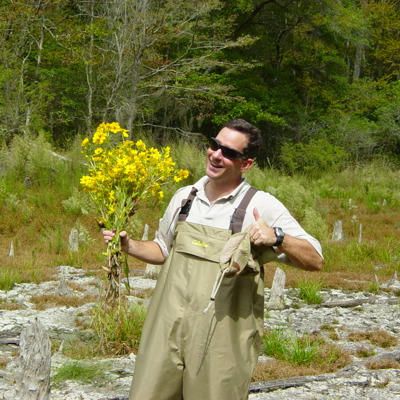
[108,205,115,215]
[81,122,189,231]
[93,131,107,145]
[174,169,190,182]
[136,140,146,151]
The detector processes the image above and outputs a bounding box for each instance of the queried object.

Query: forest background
[1,0,400,168]
[0,0,400,378]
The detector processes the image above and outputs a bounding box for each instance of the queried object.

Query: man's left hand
[248,208,275,246]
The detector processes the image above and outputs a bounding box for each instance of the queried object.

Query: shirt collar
[195,176,250,203]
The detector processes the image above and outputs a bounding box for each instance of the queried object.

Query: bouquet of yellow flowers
[81,122,189,300]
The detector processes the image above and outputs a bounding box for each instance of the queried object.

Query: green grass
[52,361,107,385]
[0,270,25,291]
[262,328,346,366]
[297,279,324,305]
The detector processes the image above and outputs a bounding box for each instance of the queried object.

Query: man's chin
[206,169,222,179]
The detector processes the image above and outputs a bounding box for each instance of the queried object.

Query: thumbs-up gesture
[247,208,276,246]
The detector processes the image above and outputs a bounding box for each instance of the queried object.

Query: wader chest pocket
[174,231,225,263]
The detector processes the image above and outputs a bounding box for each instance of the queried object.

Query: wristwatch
[273,227,285,247]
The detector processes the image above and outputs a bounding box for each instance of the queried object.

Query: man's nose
[212,148,223,159]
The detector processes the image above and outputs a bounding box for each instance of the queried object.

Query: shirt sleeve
[153,186,192,259]
[245,191,323,266]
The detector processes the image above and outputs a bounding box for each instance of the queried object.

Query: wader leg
[181,276,263,400]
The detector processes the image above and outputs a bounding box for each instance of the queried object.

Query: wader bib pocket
[174,223,230,263]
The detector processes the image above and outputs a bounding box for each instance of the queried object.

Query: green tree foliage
[0,0,399,168]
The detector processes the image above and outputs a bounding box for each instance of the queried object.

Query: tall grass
[91,302,146,356]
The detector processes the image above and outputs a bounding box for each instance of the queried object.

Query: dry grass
[30,293,98,310]
[130,288,154,299]
[258,329,352,381]
[347,329,399,348]
[2,165,400,292]
[366,358,400,370]
[0,356,9,369]
[261,195,400,291]
[67,282,89,292]
[0,300,23,310]
[61,338,99,360]
[354,346,376,358]
[263,266,385,292]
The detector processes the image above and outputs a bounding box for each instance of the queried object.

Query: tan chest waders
[129,187,264,400]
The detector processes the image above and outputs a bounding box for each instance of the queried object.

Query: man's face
[206,127,253,184]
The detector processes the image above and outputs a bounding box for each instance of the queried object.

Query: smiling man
[102,119,323,400]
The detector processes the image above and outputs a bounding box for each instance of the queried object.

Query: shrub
[280,138,348,177]
[301,207,328,241]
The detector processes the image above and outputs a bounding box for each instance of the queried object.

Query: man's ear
[240,158,253,172]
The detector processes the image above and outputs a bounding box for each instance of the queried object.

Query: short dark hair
[223,119,263,159]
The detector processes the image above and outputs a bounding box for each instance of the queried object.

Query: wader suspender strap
[177,186,258,232]
[178,187,198,221]
[229,186,258,234]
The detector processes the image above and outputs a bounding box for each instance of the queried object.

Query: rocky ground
[0,266,399,400]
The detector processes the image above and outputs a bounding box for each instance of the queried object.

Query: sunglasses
[208,137,248,160]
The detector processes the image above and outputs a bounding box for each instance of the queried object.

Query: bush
[280,138,348,177]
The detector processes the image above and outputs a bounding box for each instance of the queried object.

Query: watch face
[273,227,285,246]
[275,227,284,238]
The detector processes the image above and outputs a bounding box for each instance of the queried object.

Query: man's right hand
[102,230,130,253]
[101,228,165,265]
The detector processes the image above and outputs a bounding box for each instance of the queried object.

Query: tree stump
[15,318,51,400]
[266,267,286,310]
[68,228,79,252]
[332,220,344,241]
[8,240,14,257]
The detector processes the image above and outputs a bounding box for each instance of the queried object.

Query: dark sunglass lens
[221,147,238,159]
[209,137,245,159]
[208,137,219,151]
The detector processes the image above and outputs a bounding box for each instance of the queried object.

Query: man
[103,119,323,400]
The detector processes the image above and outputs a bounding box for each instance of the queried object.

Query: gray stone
[266,268,286,310]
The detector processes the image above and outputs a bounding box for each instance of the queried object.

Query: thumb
[253,207,261,221]
[119,230,128,238]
